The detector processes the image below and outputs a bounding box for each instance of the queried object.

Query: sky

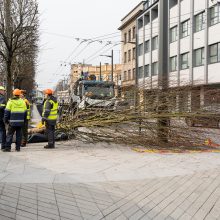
[37,0,142,90]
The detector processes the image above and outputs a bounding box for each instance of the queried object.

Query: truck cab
[72,80,116,110]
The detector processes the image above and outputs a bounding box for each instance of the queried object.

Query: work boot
[44,144,55,149]
[21,142,26,147]
[2,148,11,152]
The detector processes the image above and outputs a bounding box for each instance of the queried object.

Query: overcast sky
[37,0,141,90]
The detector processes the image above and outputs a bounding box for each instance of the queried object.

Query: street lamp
[100,50,114,82]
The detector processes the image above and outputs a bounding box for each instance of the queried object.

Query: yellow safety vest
[43,99,58,121]
[24,98,31,120]
[5,98,27,126]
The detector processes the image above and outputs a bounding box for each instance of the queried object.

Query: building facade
[118,2,145,103]
[137,0,220,110]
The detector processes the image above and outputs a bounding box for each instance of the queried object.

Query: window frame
[132,47,136,60]
[181,19,190,38]
[152,36,158,50]
[124,52,127,63]
[180,52,189,70]
[144,40,150,53]
[210,4,220,26]
[138,43,144,56]
[195,11,205,32]
[128,50,131,62]
[138,66,144,79]
[144,64,150,77]
[194,47,205,67]
[152,62,158,76]
[170,56,178,72]
[209,43,220,64]
[170,26,178,43]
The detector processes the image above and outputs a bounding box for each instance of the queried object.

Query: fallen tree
[56,83,220,150]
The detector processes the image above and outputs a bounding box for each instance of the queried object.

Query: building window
[145,40,150,53]
[181,20,190,38]
[132,26,136,39]
[133,68,136,79]
[180,52,189,70]
[170,0,178,8]
[132,47,136,60]
[195,48,205,67]
[170,26,177,43]
[128,50,131,62]
[144,65,150,77]
[128,29,131,42]
[138,66,144,79]
[210,43,220,64]
[138,43,143,56]
[152,36,158,50]
[170,56,177,72]
[195,11,205,32]
[138,18,143,29]
[124,52,127,63]
[210,4,220,26]
[124,71,127,81]
[152,62,158,76]
[128,70,131,80]
[124,33,127,44]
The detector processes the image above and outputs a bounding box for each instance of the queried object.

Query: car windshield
[83,84,114,100]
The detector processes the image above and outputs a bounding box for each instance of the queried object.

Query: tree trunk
[6,61,12,100]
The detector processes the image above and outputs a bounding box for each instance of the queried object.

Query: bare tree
[0,0,39,98]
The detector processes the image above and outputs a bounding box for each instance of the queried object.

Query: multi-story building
[137,0,220,110]
[118,2,145,103]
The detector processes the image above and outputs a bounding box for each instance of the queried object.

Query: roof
[118,10,143,30]
[121,1,145,22]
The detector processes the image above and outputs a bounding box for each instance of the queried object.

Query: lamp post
[100,50,114,82]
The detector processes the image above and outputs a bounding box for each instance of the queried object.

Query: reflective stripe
[9,120,24,122]
[0,104,6,106]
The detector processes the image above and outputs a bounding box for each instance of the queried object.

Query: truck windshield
[84,84,114,99]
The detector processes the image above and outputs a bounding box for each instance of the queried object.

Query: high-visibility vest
[43,99,58,121]
[5,98,27,126]
[24,98,31,120]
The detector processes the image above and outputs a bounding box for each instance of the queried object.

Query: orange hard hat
[13,89,21,96]
[44,89,53,95]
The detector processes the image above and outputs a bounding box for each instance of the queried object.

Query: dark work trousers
[22,119,29,144]
[5,125,22,151]
[46,123,55,146]
[0,120,6,149]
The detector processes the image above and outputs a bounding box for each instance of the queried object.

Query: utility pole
[99,62,102,81]
[100,50,114,82]
[111,50,114,82]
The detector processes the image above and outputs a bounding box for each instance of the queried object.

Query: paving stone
[0,214,14,220]
[16,210,37,220]
[0,208,16,219]
[38,210,60,220]
[129,209,145,220]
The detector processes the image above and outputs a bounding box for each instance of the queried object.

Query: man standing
[20,90,31,147]
[42,89,58,149]
[0,86,6,150]
[4,89,27,152]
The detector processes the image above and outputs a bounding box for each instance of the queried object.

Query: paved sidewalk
[0,141,220,220]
